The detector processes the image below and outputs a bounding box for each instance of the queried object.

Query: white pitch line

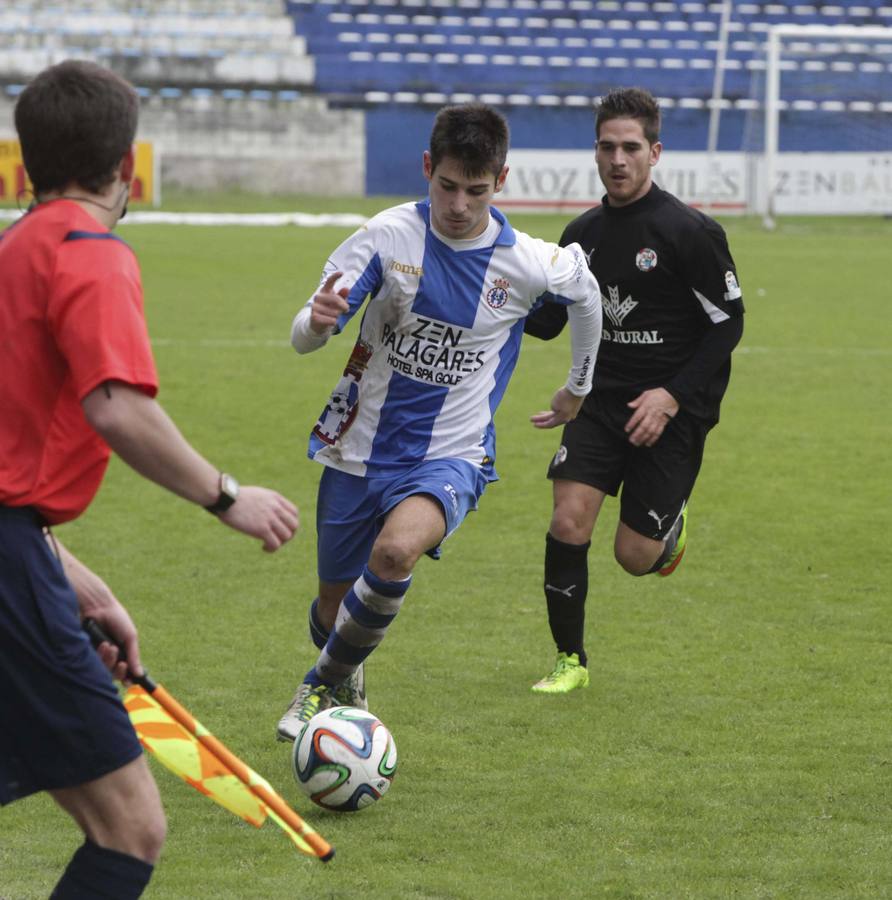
[523,341,889,358]
[0,209,368,227]
[149,338,891,358]
[734,345,892,357]
[152,338,292,347]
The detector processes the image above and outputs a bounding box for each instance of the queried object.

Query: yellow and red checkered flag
[84,620,333,862]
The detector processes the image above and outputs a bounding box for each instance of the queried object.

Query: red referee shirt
[0,199,159,524]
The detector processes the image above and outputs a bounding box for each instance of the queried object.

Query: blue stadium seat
[284,0,892,106]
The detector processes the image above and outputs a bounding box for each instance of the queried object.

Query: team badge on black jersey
[635,248,658,271]
[724,270,742,300]
[485,277,510,309]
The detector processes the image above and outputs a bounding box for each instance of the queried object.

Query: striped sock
[310,565,411,687]
[308,597,329,650]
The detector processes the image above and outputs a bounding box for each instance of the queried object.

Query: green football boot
[531,652,590,694]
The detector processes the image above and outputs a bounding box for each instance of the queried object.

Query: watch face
[221,474,240,499]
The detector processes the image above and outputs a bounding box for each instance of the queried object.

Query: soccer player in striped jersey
[276,103,603,740]
[524,88,745,694]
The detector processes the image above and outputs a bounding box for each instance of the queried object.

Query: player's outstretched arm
[81,382,299,552]
[530,386,586,429]
[52,537,142,681]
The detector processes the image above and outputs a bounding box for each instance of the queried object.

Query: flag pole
[83,618,334,862]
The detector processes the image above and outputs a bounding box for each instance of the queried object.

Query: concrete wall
[0,90,365,196]
[0,1,350,196]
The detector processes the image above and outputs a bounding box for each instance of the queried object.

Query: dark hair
[595,88,661,145]
[15,59,138,195]
[429,102,509,180]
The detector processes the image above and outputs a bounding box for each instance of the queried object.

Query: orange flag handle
[82,618,334,862]
[152,685,334,861]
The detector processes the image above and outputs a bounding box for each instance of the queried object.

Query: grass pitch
[1,196,890,899]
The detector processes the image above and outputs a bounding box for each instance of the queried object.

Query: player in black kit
[525,87,745,694]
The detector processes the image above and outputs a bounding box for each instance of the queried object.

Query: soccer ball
[292,706,397,811]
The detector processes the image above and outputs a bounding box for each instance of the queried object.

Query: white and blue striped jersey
[291,199,601,479]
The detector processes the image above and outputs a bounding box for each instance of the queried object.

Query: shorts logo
[648,509,669,530]
[552,445,568,467]
[485,278,510,309]
[636,248,658,272]
[443,481,459,515]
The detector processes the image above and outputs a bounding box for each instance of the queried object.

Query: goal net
[743,24,892,220]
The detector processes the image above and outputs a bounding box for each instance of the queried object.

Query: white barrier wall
[500,150,892,215]
[136,93,365,196]
[3,86,888,212]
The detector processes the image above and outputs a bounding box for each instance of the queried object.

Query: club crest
[635,248,658,272]
[485,277,510,309]
[724,270,742,300]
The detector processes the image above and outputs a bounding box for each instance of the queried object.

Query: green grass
[1,198,891,899]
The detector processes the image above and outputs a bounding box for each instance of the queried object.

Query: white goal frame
[761,23,892,224]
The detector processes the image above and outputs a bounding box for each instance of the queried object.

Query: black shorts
[546,393,710,540]
[0,508,142,805]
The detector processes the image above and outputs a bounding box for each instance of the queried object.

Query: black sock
[543,532,590,667]
[51,840,154,900]
[308,597,329,650]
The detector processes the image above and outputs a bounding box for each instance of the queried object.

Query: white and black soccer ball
[292,706,397,812]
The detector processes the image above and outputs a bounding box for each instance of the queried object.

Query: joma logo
[390,260,424,275]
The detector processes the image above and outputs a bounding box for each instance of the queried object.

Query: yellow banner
[0,140,157,205]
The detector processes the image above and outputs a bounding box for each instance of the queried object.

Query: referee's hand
[530,387,584,429]
[84,600,144,683]
[219,486,299,552]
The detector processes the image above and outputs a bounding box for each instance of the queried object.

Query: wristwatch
[204,472,239,515]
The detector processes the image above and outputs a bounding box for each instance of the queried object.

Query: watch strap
[204,473,238,515]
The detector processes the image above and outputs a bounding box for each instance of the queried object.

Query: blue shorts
[0,508,142,805]
[316,459,490,583]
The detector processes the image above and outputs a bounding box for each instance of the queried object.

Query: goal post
[759,23,892,224]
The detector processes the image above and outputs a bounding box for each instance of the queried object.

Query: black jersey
[526,184,744,422]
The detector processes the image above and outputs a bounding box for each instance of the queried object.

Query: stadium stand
[0,0,313,86]
[284,0,892,105]
[0,0,889,196]
[0,1,362,196]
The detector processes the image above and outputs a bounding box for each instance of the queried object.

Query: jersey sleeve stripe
[692,288,731,324]
[336,253,383,335]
